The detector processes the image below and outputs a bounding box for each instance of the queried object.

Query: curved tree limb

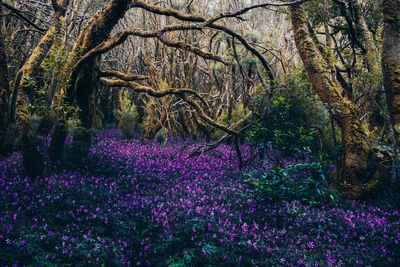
[99,77,209,107]
[68,26,228,93]
[157,35,228,64]
[0,1,46,32]
[131,0,276,87]
[99,77,238,135]
[206,0,308,24]
[99,69,150,81]
[191,111,253,156]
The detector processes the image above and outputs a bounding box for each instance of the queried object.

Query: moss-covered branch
[100,77,239,135]
[99,70,150,81]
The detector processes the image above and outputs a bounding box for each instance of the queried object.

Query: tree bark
[382,0,400,147]
[0,3,11,156]
[290,3,383,197]
[15,0,68,177]
[350,0,379,73]
[16,27,55,177]
[49,0,130,159]
[350,0,382,131]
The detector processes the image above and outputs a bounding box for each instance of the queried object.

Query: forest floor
[0,129,399,266]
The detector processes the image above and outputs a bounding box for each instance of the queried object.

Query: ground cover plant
[0,130,399,266]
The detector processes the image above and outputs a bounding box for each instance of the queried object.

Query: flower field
[0,130,399,266]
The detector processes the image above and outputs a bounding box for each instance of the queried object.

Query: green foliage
[245,161,339,206]
[362,0,383,36]
[30,35,70,124]
[213,103,250,139]
[70,127,92,158]
[65,108,82,130]
[41,35,69,86]
[114,94,138,139]
[245,30,260,44]
[353,70,383,97]
[210,62,225,73]
[247,68,328,155]
[218,103,250,126]
[31,84,51,119]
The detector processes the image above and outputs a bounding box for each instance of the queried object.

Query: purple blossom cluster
[0,129,399,266]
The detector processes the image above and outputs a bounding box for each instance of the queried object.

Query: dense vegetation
[1,130,399,266]
[0,0,399,265]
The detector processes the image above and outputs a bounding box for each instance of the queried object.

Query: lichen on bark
[382,0,400,147]
[290,3,385,198]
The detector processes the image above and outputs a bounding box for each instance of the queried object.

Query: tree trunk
[350,0,379,73]
[15,27,56,177]
[350,0,382,131]
[49,0,130,159]
[290,3,383,197]
[382,0,400,147]
[0,3,11,156]
[350,0,384,132]
[15,0,68,177]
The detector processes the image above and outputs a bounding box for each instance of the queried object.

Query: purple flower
[307,241,315,249]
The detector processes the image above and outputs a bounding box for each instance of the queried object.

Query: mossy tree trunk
[350,0,383,131]
[16,28,55,177]
[15,0,68,177]
[290,3,383,197]
[382,0,400,147]
[49,0,130,159]
[350,0,380,74]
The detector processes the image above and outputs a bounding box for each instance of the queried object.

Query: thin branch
[0,2,46,32]
[131,0,276,85]
[207,0,308,24]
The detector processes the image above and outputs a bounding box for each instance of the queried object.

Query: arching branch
[157,35,228,64]
[69,26,228,92]
[99,69,150,81]
[99,77,209,108]
[206,0,308,24]
[131,0,275,86]
[99,77,239,135]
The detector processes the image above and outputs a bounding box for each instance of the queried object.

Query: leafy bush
[247,68,332,156]
[114,96,138,139]
[118,111,138,139]
[245,161,339,206]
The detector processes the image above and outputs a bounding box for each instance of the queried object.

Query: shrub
[114,96,138,139]
[118,110,138,139]
[247,68,332,156]
[244,160,339,206]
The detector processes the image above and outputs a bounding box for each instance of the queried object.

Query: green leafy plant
[245,161,339,206]
[247,68,330,156]
[114,94,138,139]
